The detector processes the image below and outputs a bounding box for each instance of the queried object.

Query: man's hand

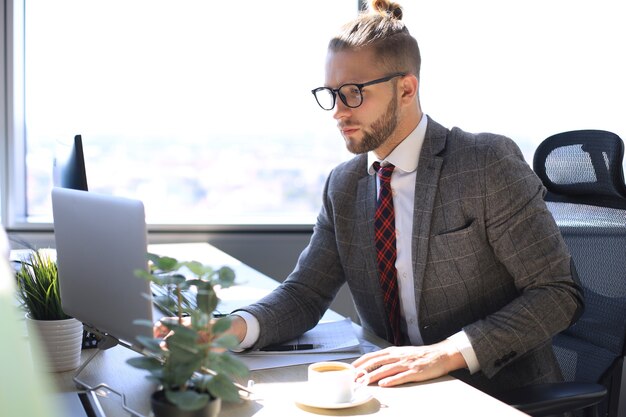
[153,316,190,339]
[352,340,467,387]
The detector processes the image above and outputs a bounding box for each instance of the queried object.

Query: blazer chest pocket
[431,220,482,261]
[428,221,488,287]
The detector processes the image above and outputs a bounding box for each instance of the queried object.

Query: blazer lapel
[412,118,448,307]
[356,173,376,263]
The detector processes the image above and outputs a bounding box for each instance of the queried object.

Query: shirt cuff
[232,311,260,350]
[447,330,481,374]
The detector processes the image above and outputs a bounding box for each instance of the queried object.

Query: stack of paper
[236,318,367,371]
[248,317,362,354]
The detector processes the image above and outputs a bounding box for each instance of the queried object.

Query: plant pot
[25,315,83,372]
[151,390,222,417]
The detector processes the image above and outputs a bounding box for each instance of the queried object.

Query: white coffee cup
[307,361,356,404]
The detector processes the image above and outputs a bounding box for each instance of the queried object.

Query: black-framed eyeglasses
[311,72,406,111]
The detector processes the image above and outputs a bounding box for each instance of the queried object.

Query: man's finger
[351,348,391,367]
[378,369,416,387]
[153,321,169,338]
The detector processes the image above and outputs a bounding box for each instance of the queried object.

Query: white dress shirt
[238,114,480,373]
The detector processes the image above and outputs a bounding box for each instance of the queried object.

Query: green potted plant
[127,253,249,417]
[14,249,83,372]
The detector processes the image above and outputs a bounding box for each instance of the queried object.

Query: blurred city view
[26,131,351,224]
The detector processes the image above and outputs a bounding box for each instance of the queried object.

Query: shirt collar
[367,114,428,175]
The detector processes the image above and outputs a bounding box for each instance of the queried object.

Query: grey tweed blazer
[237,116,583,396]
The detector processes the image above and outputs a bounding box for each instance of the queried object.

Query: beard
[345,91,399,155]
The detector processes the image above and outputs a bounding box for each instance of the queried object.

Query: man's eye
[348,86,361,96]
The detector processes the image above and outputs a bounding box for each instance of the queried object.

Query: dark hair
[328,0,421,78]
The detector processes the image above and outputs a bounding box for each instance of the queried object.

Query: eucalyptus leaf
[211,353,249,379]
[134,269,153,280]
[146,253,161,264]
[166,327,200,347]
[136,335,163,353]
[212,316,232,335]
[158,274,186,286]
[206,372,241,402]
[159,319,186,332]
[182,261,205,276]
[217,267,236,287]
[154,294,177,310]
[165,358,202,388]
[212,334,239,350]
[133,319,156,327]
[126,356,162,371]
[150,254,180,272]
[196,289,218,315]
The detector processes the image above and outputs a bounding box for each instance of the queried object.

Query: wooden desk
[48,243,527,417]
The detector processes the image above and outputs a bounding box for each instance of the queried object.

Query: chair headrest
[533,130,626,209]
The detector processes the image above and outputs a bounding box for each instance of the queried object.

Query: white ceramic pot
[25,315,83,372]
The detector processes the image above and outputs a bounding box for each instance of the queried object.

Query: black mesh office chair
[498,130,626,417]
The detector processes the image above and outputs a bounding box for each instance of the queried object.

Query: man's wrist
[447,331,481,374]
[436,339,468,373]
[230,310,260,349]
[229,315,247,343]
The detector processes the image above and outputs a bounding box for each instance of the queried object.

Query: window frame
[3,0,29,231]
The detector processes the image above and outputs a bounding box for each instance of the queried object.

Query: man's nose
[332,98,351,120]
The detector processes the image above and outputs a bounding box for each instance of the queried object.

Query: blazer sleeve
[233,169,347,350]
[462,136,584,378]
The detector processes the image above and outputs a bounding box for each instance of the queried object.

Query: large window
[6,1,626,227]
[22,0,355,225]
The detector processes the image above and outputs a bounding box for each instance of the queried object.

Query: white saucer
[295,391,373,409]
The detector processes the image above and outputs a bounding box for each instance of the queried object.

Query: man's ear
[399,74,419,104]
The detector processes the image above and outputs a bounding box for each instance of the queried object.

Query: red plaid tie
[373,162,403,345]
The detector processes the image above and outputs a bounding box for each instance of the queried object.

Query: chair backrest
[533,130,626,417]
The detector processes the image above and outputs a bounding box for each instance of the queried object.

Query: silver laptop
[51,187,154,350]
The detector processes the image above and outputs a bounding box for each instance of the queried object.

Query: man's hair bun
[369,0,403,20]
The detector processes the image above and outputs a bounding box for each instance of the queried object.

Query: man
[228,0,583,397]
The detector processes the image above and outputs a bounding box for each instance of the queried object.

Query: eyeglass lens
[314,85,363,110]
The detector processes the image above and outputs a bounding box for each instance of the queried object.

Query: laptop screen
[51,188,154,349]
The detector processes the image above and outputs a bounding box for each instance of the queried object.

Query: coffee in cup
[307,361,356,403]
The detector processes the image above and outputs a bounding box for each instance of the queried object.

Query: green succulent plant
[127,253,248,411]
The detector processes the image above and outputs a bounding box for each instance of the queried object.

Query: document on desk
[236,318,372,371]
